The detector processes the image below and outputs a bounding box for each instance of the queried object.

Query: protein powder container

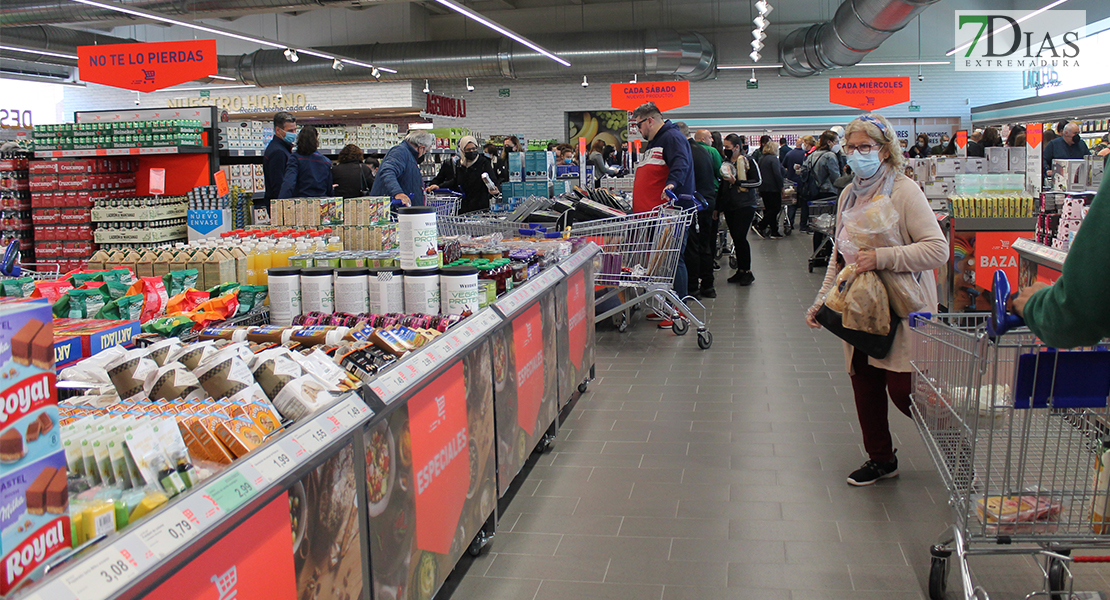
[334,267,370,314]
[368,267,405,314]
[439,266,480,316]
[397,206,439,271]
[299,267,336,315]
[403,269,441,315]
[267,267,302,326]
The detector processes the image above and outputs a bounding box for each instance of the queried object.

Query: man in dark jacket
[778,137,791,162]
[680,123,718,298]
[371,130,435,207]
[263,111,297,205]
[1043,122,1091,177]
[630,102,695,307]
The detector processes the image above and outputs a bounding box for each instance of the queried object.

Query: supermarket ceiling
[1,0,1109,84]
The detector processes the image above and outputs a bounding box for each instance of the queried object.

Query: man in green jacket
[694,129,722,176]
[1015,174,1110,348]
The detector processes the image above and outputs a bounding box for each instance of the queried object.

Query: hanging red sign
[610,81,690,112]
[425,93,467,118]
[409,362,470,555]
[828,77,911,110]
[78,40,217,93]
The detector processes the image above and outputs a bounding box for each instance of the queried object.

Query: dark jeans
[788,200,810,230]
[721,205,756,272]
[674,225,689,297]
[683,209,715,292]
[758,191,782,236]
[850,350,912,463]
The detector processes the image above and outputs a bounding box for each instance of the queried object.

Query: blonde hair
[843,113,904,171]
[800,135,817,149]
[762,141,778,155]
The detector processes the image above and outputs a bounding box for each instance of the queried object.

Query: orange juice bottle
[256,243,273,287]
[244,242,259,285]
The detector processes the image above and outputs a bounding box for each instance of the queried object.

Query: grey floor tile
[727,562,852,591]
[662,586,791,600]
[483,553,609,582]
[534,580,664,600]
[554,534,673,561]
[670,537,786,564]
[619,516,730,539]
[588,466,684,484]
[446,575,542,600]
[511,513,623,536]
[604,556,729,587]
[488,531,563,556]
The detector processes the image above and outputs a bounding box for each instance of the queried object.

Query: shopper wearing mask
[680,122,720,298]
[797,131,841,239]
[756,140,785,239]
[559,146,577,166]
[778,137,792,162]
[931,134,951,155]
[371,129,434,207]
[587,139,619,187]
[332,144,375,199]
[495,136,521,183]
[364,157,380,179]
[263,111,297,203]
[426,136,500,214]
[279,125,332,198]
[908,134,931,159]
[1042,122,1090,178]
[750,135,772,164]
[719,134,758,286]
[783,135,814,231]
[966,129,985,158]
[806,113,947,487]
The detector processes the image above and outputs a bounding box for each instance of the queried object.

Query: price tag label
[236,462,267,489]
[206,471,255,513]
[251,446,295,483]
[136,509,199,560]
[294,421,331,454]
[62,541,147,600]
[334,398,371,427]
[177,489,222,526]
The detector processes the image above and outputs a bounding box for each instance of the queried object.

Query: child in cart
[1014,174,1110,349]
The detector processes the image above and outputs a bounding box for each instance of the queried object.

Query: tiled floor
[442,232,1110,600]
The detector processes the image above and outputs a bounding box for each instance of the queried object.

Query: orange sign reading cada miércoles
[611,81,690,112]
[78,40,217,93]
[828,77,911,111]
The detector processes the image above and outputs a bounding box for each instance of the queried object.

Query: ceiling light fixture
[431,0,570,67]
[371,67,380,79]
[466,78,474,92]
[284,48,298,62]
[856,60,952,66]
[752,30,767,42]
[751,40,765,52]
[749,50,762,62]
[65,0,397,74]
[945,0,1072,57]
[630,73,638,83]
[422,80,430,94]
[755,0,773,16]
[581,75,589,87]
[0,44,79,60]
[754,16,769,30]
[332,59,344,71]
[717,63,783,69]
[170,84,257,91]
[209,74,237,81]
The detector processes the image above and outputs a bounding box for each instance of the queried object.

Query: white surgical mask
[831,143,842,153]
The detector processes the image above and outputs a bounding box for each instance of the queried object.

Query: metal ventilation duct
[0,25,136,66]
[223,30,716,87]
[0,0,354,27]
[778,0,940,77]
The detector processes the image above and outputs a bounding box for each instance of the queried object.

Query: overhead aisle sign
[78,40,217,93]
[611,81,690,112]
[828,77,911,110]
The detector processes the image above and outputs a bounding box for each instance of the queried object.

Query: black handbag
[815,304,900,360]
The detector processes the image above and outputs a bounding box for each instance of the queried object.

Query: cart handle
[988,270,1024,339]
[663,189,707,212]
[1,240,21,278]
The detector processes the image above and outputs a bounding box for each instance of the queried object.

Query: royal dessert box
[0,299,70,595]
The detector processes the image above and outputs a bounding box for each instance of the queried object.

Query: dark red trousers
[850,350,912,463]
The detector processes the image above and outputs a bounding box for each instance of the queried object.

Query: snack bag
[0,276,34,297]
[127,276,170,323]
[207,282,240,297]
[97,293,145,321]
[183,293,240,329]
[842,270,891,336]
[877,270,929,318]
[54,286,110,319]
[163,269,199,297]
[142,315,195,338]
[823,264,858,314]
[236,285,268,316]
[166,289,211,315]
[32,279,74,302]
[69,270,108,287]
[103,281,133,301]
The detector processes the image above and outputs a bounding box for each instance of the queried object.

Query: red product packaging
[28,177,57,192]
[28,162,59,175]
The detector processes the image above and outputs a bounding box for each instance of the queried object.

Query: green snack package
[142,315,195,337]
[104,268,135,285]
[96,294,144,321]
[236,285,268,316]
[52,294,70,318]
[1,276,34,298]
[208,282,240,297]
[69,272,103,287]
[104,281,132,301]
[56,287,110,319]
[163,269,199,297]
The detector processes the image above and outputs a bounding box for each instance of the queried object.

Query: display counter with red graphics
[1013,238,1065,288]
[21,244,599,600]
[948,218,1037,312]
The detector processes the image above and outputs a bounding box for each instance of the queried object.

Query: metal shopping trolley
[909,272,1110,600]
[0,240,61,281]
[806,199,837,273]
[425,189,462,217]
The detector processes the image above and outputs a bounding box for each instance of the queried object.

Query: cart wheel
[577,381,589,394]
[1048,557,1069,598]
[615,315,628,333]
[697,331,713,350]
[729,254,738,270]
[808,260,815,273]
[928,556,948,600]
[672,318,689,336]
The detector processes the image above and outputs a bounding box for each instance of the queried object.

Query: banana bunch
[579,112,599,144]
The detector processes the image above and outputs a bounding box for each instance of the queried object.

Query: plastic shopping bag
[836,192,901,265]
[842,270,891,336]
[878,270,929,318]
[823,264,858,313]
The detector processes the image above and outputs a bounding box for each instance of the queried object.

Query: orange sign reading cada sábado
[611,81,690,112]
[78,40,217,93]
[828,77,911,111]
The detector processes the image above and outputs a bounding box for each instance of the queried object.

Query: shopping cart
[0,240,61,281]
[426,190,462,217]
[806,199,837,273]
[909,271,1110,600]
[752,191,792,239]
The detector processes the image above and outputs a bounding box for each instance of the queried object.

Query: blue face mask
[564,158,574,165]
[847,150,882,179]
[284,131,297,145]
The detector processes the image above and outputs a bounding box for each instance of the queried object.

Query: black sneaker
[727,271,755,286]
[847,453,899,486]
[713,261,722,271]
[700,287,717,298]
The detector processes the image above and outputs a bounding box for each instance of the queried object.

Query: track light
[372,67,380,79]
[284,48,298,63]
[630,73,638,83]
[754,16,769,30]
[755,0,773,16]
[750,50,762,62]
[582,75,589,88]
[422,80,430,94]
[466,78,474,92]
[332,59,344,71]
[753,29,767,41]
[751,40,764,52]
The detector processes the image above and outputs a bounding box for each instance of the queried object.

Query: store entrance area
[442,234,1110,600]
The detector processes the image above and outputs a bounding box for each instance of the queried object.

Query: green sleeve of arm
[1024,176,1110,348]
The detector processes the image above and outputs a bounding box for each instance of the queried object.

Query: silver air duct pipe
[0,0,355,27]
[778,0,940,77]
[0,25,136,66]
[223,30,716,87]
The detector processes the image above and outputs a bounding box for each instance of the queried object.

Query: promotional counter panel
[947,217,1036,312]
[19,244,599,600]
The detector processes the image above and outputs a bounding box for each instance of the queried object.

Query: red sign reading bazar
[828,77,911,110]
[78,40,217,93]
[610,81,690,112]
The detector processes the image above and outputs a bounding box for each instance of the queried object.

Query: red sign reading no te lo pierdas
[78,40,217,93]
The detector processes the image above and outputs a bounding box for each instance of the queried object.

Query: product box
[923,179,953,199]
[187,209,233,241]
[1053,159,1087,192]
[54,334,84,368]
[1008,147,1027,172]
[508,153,524,183]
[1087,156,1104,189]
[986,147,1009,174]
[965,158,986,174]
[0,300,70,595]
[932,157,962,177]
[52,318,141,357]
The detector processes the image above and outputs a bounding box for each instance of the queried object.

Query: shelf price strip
[61,539,153,600]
